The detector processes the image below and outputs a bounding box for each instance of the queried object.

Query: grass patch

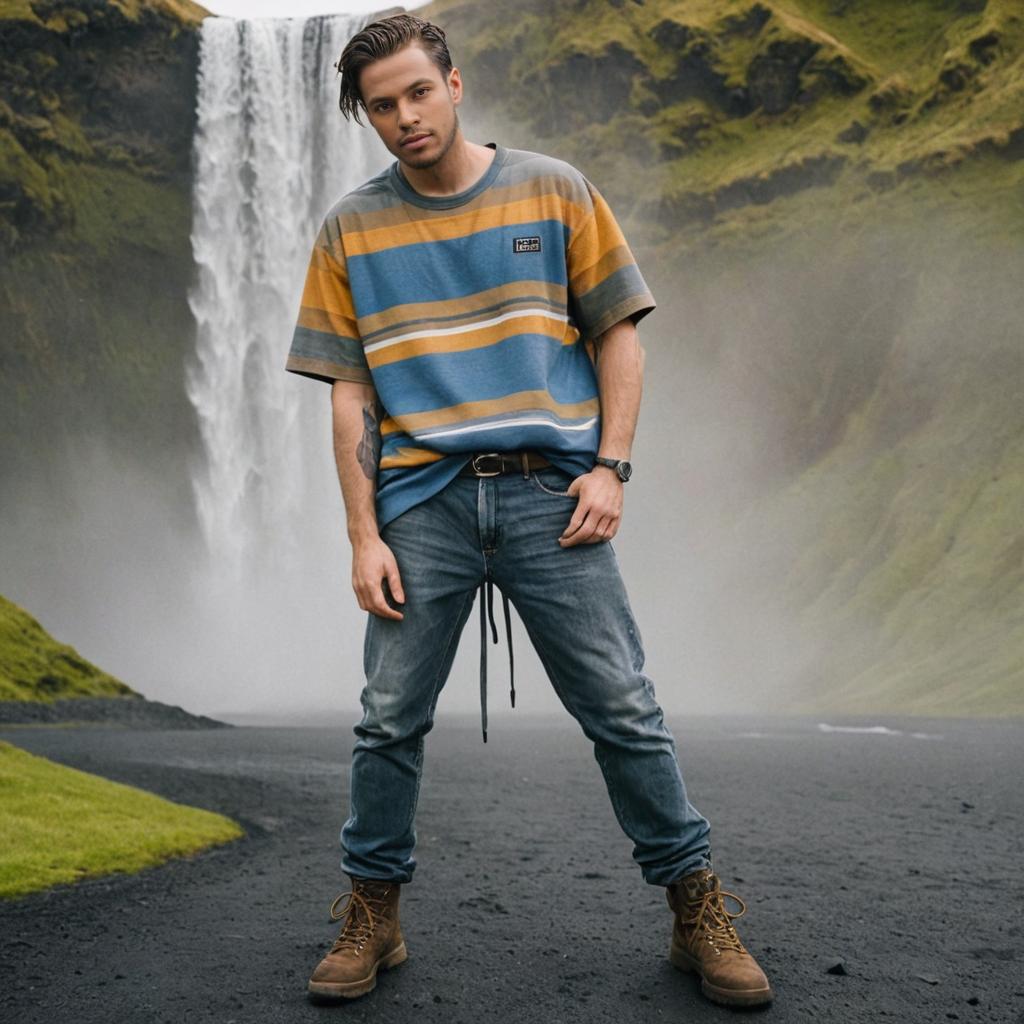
[0,741,242,900]
[0,594,136,702]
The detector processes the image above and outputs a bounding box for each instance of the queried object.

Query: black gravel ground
[1,714,1022,1024]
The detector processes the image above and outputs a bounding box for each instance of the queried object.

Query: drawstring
[478,578,515,742]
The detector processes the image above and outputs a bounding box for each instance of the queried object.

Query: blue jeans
[340,464,712,887]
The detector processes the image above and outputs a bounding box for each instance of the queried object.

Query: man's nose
[397,99,420,128]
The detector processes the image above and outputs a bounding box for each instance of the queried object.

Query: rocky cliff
[0,0,209,485]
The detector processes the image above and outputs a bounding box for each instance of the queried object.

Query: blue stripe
[348,221,571,317]
[372,334,597,415]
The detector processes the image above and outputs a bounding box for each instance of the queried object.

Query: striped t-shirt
[285,142,656,528]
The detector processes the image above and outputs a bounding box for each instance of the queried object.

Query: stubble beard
[399,110,460,171]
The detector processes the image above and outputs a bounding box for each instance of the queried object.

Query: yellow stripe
[567,190,631,284]
[570,244,635,298]
[305,248,358,321]
[297,304,359,337]
[338,176,590,235]
[359,279,567,337]
[343,191,589,256]
[381,390,599,436]
[380,446,446,469]
[368,314,577,370]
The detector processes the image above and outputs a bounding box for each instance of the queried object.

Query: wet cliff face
[0,0,209,483]
[1,0,206,246]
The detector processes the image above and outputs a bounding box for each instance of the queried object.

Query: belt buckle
[472,452,504,477]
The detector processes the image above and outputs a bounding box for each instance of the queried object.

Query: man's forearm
[594,317,645,460]
[331,379,383,544]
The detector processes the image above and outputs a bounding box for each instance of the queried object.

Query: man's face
[359,42,462,170]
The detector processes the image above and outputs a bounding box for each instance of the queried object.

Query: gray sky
[203,1,427,17]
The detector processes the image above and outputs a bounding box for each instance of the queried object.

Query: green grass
[0,741,243,900]
[0,594,137,702]
[0,0,210,29]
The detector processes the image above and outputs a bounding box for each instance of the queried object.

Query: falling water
[187,14,386,575]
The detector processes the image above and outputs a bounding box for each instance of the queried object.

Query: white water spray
[187,14,386,575]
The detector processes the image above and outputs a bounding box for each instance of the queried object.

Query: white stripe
[417,416,597,441]
[364,307,570,354]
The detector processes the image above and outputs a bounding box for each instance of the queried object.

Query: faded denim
[340,465,713,887]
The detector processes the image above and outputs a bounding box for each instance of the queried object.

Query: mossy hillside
[428,0,1024,252]
[718,228,1024,717]
[0,593,137,702]
[0,740,242,899]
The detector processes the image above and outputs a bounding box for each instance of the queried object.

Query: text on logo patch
[513,236,542,253]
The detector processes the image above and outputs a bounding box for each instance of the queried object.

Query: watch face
[617,461,633,482]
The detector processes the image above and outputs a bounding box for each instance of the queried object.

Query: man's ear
[448,65,463,104]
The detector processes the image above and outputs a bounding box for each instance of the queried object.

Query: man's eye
[415,87,429,96]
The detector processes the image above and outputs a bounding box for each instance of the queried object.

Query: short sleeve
[566,178,656,342]
[285,218,372,385]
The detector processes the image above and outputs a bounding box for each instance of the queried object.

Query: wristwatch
[594,456,633,482]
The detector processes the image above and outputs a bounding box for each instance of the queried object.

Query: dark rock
[868,76,914,115]
[837,120,869,144]
[650,18,693,51]
[968,31,1000,65]
[801,52,871,101]
[826,962,848,975]
[939,63,973,92]
[747,37,819,114]
[0,696,230,730]
[538,42,645,133]
[714,153,847,210]
[648,36,750,117]
[720,3,772,38]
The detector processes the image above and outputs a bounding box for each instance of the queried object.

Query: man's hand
[351,534,406,620]
[558,467,623,547]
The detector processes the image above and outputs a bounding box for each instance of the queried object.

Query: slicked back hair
[335,13,454,125]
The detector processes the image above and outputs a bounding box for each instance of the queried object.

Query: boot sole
[669,936,774,1007]
[307,940,408,1001]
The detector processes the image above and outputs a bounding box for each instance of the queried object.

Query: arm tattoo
[355,398,383,480]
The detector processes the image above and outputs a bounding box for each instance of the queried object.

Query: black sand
[1,715,1021,1023]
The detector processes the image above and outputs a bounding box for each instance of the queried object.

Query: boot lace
[679,877,748,954]
[327,884,392,955]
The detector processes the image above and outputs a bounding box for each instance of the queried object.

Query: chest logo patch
[513,236,542,254]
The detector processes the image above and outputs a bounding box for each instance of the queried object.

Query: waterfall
[187,14,386,575]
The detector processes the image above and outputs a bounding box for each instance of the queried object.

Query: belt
[459,451,550,740]
[458,450,551,477]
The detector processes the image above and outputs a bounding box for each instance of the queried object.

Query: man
[285,12,774,1010]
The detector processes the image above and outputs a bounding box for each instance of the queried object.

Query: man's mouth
[401,133,431,148]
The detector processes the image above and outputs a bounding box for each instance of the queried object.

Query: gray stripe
[288,325,368,371]
[574,264,655,339]
[320,145,595,225]
[360,292,568,343]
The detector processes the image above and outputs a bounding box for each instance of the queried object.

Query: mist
[2,14,1020,724]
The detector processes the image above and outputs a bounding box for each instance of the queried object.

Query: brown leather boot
[666,867,774,1007]
[307,875,408,1000]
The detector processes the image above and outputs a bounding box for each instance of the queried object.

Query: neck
[399,133,494,197]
